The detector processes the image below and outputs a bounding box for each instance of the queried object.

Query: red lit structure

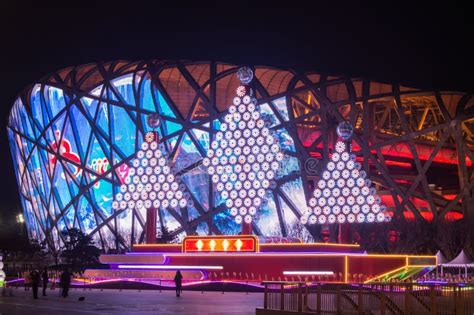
[85,236,436,285]
[183,235,258,253]
[145,208,157,244]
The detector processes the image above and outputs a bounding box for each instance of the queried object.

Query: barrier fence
[259,282,474,314]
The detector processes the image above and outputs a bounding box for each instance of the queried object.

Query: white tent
[435,250,449,265]
[440,250,474,278]
[443,250,474,267]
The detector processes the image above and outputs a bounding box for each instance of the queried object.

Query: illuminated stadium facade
[7,60,474,251]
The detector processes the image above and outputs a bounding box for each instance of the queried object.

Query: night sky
[0,2,472,246]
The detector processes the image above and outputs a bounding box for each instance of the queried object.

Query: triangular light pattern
[203,67,284,224]
[301,122,390,225]
[112,129,191,214]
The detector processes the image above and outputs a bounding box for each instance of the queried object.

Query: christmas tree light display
[112,130,191,214]
[203,67,284,224]
[301,122,389,225]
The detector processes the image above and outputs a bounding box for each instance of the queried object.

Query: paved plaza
[0,288,263,314]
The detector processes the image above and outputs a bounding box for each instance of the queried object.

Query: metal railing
[259,282,474,314]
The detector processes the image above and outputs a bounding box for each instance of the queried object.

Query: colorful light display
[203,68,284,224]
[10,61,464,251]
[112,131,191,217]
[183,235,258,252]
[93,235,437,285]
[8,63,308,250]
[301,122,389,225]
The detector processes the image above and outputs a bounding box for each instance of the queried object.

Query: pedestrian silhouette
[24,270,31,291]
[174,270,183,297]
[30,269,40,299]
[42,267,49,296]
[60,268,71,298]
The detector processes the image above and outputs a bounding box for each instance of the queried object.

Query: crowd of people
[16,268,72,299]
[419,273,474,284]
[5,268,184,299]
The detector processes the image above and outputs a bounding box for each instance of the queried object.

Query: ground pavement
[0,287,263,315]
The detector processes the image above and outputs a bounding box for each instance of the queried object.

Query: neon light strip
[125,252,171,255]
[260,251,362,255]
[134,244,180,247]
[72,278,267,289]
[117,265,223,270]
[344,255,348,283]
[261,243,360,248]
[160,253,435,258]
[283,271,334,275]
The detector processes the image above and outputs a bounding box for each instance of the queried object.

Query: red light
[301,130,472,166]
[384,160,412,168]
[183,236,258,253]
[384,211,463,222]
[388,230,398,243]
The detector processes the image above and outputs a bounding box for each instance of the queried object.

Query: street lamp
[16,213,24,235]
[16,213,24,224]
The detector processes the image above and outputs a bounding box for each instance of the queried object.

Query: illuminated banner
[183,235,258,253]
[48,130,130,188]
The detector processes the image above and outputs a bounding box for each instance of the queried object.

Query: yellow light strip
[406,255,438,258]
[344,256,348,283]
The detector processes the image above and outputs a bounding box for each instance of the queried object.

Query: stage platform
[85,236,436,285]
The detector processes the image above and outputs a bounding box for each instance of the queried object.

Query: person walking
[24,270,30,291]
[60,268,71,298]
[174,270,183,297]
[41,268,49,296]
[30,269,40,299]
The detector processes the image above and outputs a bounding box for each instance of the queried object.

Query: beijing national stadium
[7,60,474,252]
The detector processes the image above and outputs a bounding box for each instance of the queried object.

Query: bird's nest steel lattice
[7,60,474,251]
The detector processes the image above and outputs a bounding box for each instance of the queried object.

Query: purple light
[283,271,334,275]
[117,264,223,270]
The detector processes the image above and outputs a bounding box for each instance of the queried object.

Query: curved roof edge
[10,60,474,121]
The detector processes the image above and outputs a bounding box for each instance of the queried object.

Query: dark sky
[0,2,472,243]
